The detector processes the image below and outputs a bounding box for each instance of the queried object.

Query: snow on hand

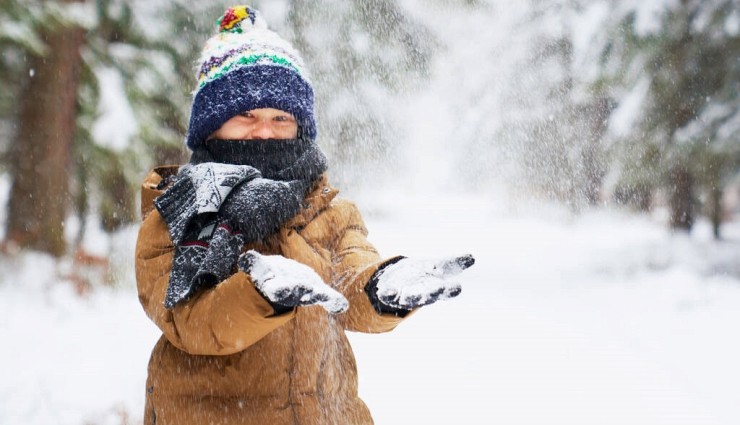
[374,256,466,309]
[243,250,349,314]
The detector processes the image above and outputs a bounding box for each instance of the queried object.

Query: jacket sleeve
[135,169,294,356]
[327,200,414,333]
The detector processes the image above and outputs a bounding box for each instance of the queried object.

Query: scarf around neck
[155,138,328,309]
[190,138,327,180]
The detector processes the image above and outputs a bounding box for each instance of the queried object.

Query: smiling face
[209,108,299,141]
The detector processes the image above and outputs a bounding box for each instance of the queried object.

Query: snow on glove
[219,178,304,243]
[239,250,349,314]
[371,254,475,310]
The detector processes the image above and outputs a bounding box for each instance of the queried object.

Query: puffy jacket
[135,165,408,425]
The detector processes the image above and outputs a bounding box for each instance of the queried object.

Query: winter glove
[219,178,306,243]
[367,254,475,311]
[239,250,349,314]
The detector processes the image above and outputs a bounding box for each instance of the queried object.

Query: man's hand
[373,254,475,310]
[239,250,349,314]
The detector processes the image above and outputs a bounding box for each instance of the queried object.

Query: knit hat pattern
[186,5,316,150]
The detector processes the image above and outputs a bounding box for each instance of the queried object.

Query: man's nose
[250,120,275,139]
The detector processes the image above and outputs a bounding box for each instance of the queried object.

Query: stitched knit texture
[186,5,315,150]
[155,139,328,309]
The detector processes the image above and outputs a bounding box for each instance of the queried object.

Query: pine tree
[513,0,612,209]
[74,0,218,235]
[592,0,739,237]
[445,0,611,208]
[0,0,219,256]
[4,0,86,256]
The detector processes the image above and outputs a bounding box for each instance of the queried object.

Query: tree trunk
[709,184,722,240]
[6,5,85,257]
[705,155,724,240]
[668,164,695,232]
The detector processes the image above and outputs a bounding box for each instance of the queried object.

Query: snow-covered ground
[353,193,740,425]
[1,191,739,425]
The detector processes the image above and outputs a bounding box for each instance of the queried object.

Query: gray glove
[239,250,349,314]
[371,254,475,310]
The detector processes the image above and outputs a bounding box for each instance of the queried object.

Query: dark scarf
[155,138,328,309]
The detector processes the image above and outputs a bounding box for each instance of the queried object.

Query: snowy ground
[1,191,739,425]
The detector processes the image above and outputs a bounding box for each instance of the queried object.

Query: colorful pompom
[218,6,255,33]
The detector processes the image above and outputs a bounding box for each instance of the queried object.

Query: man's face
[210,108,298,140]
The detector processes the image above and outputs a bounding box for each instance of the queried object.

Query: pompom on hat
[186,6,315,150]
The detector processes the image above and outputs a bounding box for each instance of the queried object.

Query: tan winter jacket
[135,166,408,425]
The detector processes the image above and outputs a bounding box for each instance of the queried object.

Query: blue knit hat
[186,6,315,150]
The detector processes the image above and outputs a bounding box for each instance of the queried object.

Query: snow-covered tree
[435,0,611,209]
[507,0,612,209]
[0,0,218,255]
[2,0,87,256]
[76,0,222,234]
[590,0,739,237]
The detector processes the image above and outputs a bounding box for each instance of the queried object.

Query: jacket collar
[283,173,338,229]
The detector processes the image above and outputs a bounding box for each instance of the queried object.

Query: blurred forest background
[0,0,737,268]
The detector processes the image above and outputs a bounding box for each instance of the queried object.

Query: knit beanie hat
[186,5,315,150]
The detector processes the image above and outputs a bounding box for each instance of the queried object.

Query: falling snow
[0,0,738,424]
